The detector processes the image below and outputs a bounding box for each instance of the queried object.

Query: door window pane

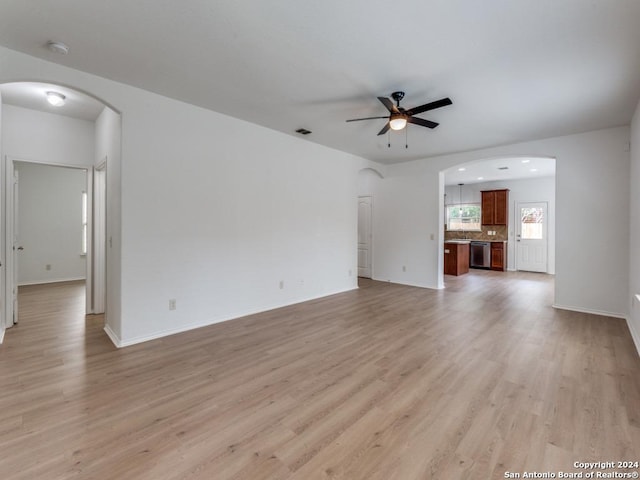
[521,207,543,239]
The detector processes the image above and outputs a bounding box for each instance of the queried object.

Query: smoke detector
[46,41,69,55]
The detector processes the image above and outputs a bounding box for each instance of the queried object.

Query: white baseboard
[626,317,640,358]
[114,286,359,348]
[552,303,626,320]
[553,304,639,357]
[103,324,122,348]
[19,277,86,286]
[371,277,442,290]
[0,327,5,345]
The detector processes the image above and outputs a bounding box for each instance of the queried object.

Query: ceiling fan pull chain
[405,128,408,149]
[388,130,391,148]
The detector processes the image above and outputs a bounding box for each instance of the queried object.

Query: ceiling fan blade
[407,116,439,129]
[346,116,390,122]
[378,97,399,113]
[377,123,390,136]
[406,97,452,116]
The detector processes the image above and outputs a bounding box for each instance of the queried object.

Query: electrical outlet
[169,299,176,310]
[279,280,284,289]
[430,234,435,240]
[402,265,407,272]
[45,264,51,271]
[348,269,352,276]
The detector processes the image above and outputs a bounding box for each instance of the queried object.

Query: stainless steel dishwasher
[470,241,491,269]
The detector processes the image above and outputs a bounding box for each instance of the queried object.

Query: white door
[358,196,372,278]
[516,202,548,273]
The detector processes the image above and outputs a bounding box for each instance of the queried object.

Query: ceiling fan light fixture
[389,115,407,131]
[46,91,66,107]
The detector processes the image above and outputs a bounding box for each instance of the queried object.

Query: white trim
[18,277,86,286]
[8,155,90,171]
[85,170,93,313]
[357,195,373,279]
[626,316,640,358]
[552,303,626,319]
[103,324,122,348]
[4,156,16,328]
[112,287,359,348]
[371,277,443,290]
[0,328,5,344]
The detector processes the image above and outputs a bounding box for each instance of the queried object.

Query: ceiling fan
[346,91,452,135]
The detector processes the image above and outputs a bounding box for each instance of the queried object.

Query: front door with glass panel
[516,202,548,273]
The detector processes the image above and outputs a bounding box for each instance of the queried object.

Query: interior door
[357,196,372,278]
[516,202,548,273]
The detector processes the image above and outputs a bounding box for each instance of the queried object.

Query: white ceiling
[1,1,640,165]
[443,156,555,186]
[0,82,104,121]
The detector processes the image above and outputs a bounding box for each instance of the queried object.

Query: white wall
[0,92,4,342]
[375,127,629,317]
[1,104,95,167]
[119,102,364,344]
[629,98,640,353]
[2,46,628,347]
[0,46,378,346]
[15,162,87,285]
[444,176,556,273]
[95,106,122,340]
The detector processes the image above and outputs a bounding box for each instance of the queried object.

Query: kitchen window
[446,204,482,231]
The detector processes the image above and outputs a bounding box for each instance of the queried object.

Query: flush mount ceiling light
[46,91,66,107]
[46,41,69,55]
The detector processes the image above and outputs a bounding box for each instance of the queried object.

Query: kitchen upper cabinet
[481,189,509,225]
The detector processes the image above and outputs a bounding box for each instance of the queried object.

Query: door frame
[91,159,107,314]
[4,156,101,328]
[357,195,373,279]
[515,200,549,273]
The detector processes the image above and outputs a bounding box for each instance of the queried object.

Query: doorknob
[16,246,24,251]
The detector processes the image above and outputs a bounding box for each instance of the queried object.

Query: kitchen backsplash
[444,225,508,241]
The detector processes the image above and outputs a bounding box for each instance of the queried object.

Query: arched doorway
[0,81,121,335]
[440,155,556,282]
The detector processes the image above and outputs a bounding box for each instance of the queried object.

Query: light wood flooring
[1,273,639,479]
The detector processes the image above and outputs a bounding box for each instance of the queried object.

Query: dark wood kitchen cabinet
[490,241,506,271]
[444,242,469,276]
[481,189,509,225]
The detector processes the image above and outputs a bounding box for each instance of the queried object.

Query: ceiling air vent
[295,128,312,135]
